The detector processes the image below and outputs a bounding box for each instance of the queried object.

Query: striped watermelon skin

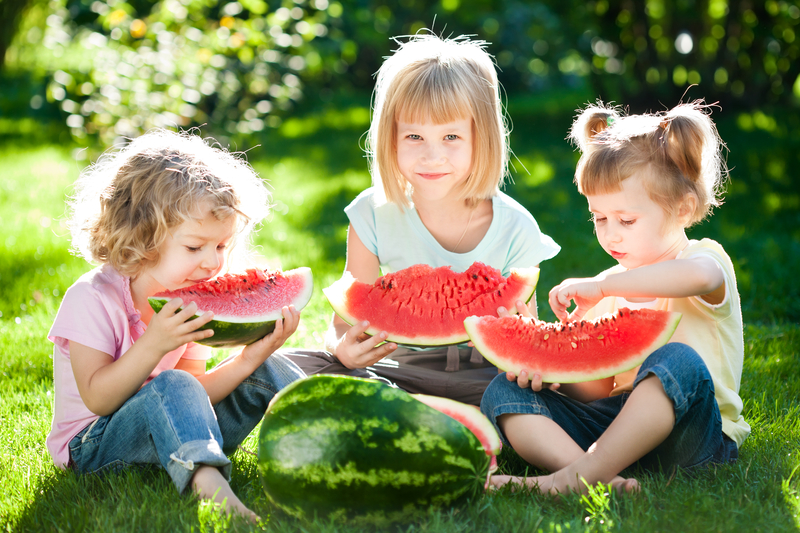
[257,375,489,525]
[148,299,280,347]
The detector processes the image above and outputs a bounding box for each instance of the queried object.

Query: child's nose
[422,142,446,164]
[201,249,222,271]
[605,226,622,243]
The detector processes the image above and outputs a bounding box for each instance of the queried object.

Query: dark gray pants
[279,345,500,406]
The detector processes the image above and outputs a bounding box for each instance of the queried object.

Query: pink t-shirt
[47,264,211,468]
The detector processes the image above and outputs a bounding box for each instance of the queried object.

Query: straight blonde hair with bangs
[68,129,271,278]
[569,101,727,228]
[367,33,509,207]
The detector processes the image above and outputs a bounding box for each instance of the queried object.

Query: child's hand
[498,299,534,318]
[140,298,215,355]
[333,321,398,369]
[506,370,561,392]
[241,306,300,366]
[548,278,604,322]
[467,300,533,348]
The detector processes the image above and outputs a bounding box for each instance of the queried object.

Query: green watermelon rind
[323,266,540,346]
[257,374,489,525]
[147,267,313,347]
[464,310,682,383]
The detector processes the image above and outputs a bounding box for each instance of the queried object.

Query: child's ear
[677,193,697,225]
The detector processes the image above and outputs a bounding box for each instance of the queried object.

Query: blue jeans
[68,353,305,494]
[480,343,738,472]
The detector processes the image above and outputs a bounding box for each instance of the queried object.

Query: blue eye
[407,134,421,140]
[445,134,459,140]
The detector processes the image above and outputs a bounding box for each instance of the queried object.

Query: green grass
[1,100,799,532]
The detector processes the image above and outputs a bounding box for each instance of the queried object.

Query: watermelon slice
[464,308,681,383]
[148,267,313,347]
[323,262,539,346]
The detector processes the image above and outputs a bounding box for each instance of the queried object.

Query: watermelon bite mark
[324,262,539,346]
[465,308,681,383]
[148,266,313,347]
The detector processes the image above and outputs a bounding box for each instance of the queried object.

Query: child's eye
[592,216,607,224]
[444,134,459,141]
[407,134,421,140]
[186,246,201,252]
[620,219,636,226]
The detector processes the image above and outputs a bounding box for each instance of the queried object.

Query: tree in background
[4,0,799,145]
[1,0,34,69]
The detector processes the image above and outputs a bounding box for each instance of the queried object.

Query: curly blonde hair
[69,129,270,277]
[367,33,509,208]
[569,100,727,228]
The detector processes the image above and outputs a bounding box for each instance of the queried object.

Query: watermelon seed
[472,274,478,280]
[544,334,549,340]
[571,342,577,349]
[597,335,604,340]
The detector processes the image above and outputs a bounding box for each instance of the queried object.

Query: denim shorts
[480,342,737,472]
[68,353,305,493]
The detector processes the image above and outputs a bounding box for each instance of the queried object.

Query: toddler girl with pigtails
[480,101,749,494]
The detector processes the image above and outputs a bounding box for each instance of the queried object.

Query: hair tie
[606,115,615,127]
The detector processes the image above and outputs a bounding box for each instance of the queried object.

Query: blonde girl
[480,101,748,494]
[48,129,305,521]
[284,33,559,405]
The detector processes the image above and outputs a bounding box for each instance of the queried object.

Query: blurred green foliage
[3,0,800,146]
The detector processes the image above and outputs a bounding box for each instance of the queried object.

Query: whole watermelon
[257,374,490,525]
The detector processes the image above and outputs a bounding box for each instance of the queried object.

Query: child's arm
[186,306,300,404]
[549,256,725,322]
[324,225,398,368]
[71,299,215,416]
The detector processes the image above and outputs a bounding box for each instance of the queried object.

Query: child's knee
[640,343,713,387]
[636,342,716,421]
[150,369,208,402]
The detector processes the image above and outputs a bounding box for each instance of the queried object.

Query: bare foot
[191,465,260,523]
[610,475,640,494]
[528,469,640,496]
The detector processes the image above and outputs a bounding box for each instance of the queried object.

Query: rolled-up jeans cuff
[166,439,231,494]
[484,401,551,447]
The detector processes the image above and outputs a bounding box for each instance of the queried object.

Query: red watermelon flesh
[324,262,539,346]
[150,267,312,322]
[464,308,681,383]
[148,267,313,347]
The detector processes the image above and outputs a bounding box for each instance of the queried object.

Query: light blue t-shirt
[345,188,560,276]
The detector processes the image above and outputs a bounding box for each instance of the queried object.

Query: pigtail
[659,102,727,220]
[569,103,619,153]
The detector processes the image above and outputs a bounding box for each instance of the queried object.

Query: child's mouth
[417,172,447,180]
[610,250,626,260]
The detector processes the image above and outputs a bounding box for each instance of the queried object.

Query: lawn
[1,96,799,532]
